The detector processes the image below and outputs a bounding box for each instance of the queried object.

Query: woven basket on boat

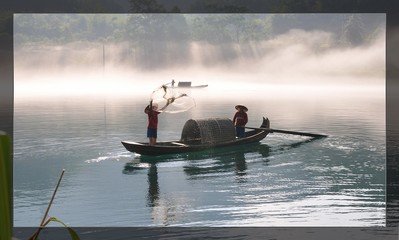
[180,118,236,145]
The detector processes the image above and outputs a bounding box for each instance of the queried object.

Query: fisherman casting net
[150,83,196,113]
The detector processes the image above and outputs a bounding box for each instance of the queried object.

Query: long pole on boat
[244,126,327,138]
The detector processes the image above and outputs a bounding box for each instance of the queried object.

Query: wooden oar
[245,127,327,138]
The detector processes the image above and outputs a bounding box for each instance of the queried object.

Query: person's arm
[162,85,168,99]
[176,93,187,99]
[233,112,237,125]
[159,99,172,111]
[145,100,153,114]
[159,93,187,111]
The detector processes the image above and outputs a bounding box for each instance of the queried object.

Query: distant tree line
[14,13,384,69]
[0,0,390,41]
[14,14,384,47]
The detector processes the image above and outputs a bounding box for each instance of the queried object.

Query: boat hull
[121,117,270,156]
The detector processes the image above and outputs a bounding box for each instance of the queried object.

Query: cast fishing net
[150,83,196,113]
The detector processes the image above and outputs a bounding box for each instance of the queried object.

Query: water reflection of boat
[121,117,270,156]
[184,142,270,160]
[131,142,269,163]
[182,144,270,177]
[123,143,270,183]
[122,143,270,209]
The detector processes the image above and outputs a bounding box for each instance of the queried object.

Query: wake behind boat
[121,117,270,156]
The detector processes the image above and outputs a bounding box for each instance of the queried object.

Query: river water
[13,85,385,227]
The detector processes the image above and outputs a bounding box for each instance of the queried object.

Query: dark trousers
[235,126,245,138]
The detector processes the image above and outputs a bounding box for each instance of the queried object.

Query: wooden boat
[121,117,270,156]
[175,81,208,88]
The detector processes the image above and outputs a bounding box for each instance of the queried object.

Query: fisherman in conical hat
[233,105,248,138]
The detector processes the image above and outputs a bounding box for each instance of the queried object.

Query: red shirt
[233,111,248,126]
[145,108,160,129]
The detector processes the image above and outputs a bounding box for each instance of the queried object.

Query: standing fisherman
[144,100,161,146]
[145,85,187,145]
[233,105,248,138]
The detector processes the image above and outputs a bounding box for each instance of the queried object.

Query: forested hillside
[14,13,384,70]
[14,14,384,47]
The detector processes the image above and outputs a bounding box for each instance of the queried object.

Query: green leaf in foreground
[42,217,80,240]
[0,132,12,240]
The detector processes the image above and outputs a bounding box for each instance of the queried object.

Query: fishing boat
[175,81,208,88]
[121,117,270,156]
